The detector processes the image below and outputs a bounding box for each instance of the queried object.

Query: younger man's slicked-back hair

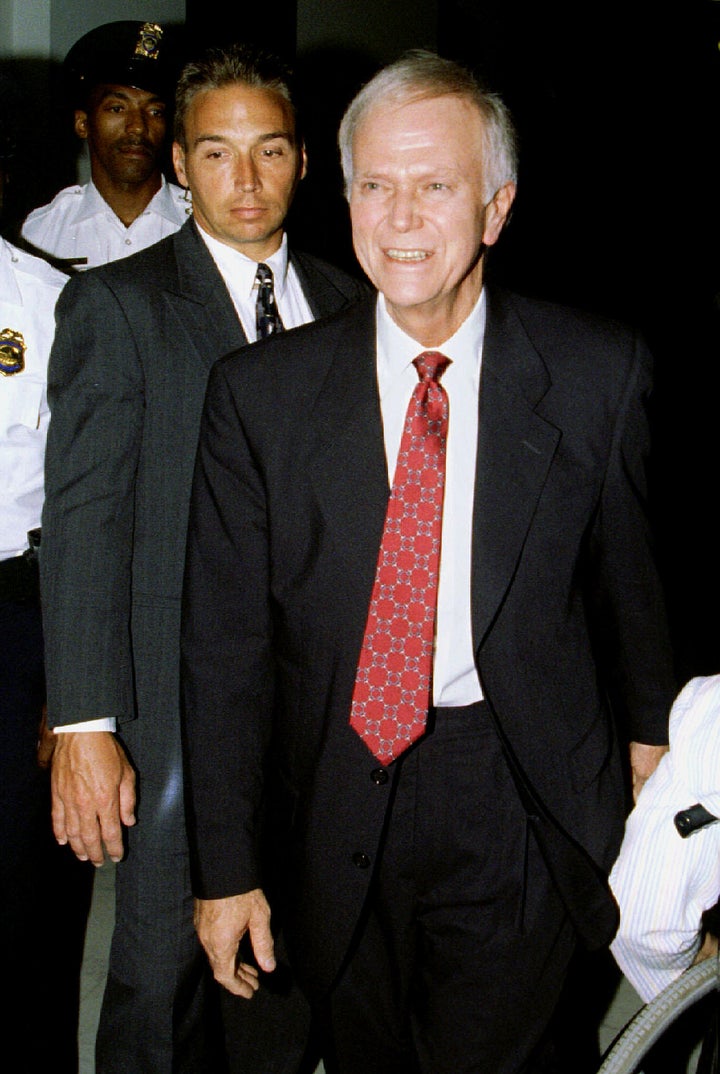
[174,43,300,148]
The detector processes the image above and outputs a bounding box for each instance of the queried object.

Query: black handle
[674,803,718,838]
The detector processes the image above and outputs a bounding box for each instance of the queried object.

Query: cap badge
[134,23,163,61]
[0,328,26,376]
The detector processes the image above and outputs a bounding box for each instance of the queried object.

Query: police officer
[21,20,189,271]
[0,109,93,1072]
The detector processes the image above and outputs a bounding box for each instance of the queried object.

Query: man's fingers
[693,933,719,965]
[233,961,261,997]
[51,791,68,845]
[102,767,137,861]
[212,959,260,999]
[118,769,137,828]
[55,795,122,865]
[66,794,107,864]
[248,912,276,973]
[57,806,98,863]
[72,829,105,866]
[96,813,126,864]
[50,763,98,861]
[629,742,668,804]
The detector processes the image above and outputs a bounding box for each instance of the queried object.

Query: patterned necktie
[255,262,284,339]
[350,351,451,765]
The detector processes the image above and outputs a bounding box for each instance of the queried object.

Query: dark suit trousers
[320,704,577,1074]
[0,595,93,1074]
[95,679,225,1074]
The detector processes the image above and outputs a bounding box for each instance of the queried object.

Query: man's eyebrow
[192,134,225,147]
[98,88,133,102]
[97,88,164,105]
[258,130,295,143]
[192,131,295,149]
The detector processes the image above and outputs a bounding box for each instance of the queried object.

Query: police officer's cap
[64,21,182,107]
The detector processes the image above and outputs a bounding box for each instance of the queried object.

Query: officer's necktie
[349,351,450,765]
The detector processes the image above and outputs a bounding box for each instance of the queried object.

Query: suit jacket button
[370,768,388,785]
[352,852,371,869]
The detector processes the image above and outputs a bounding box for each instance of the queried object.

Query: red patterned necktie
[350,351,451,765]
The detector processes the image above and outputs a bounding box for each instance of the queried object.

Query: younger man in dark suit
[40,42,366,1074]
[181,50,678,1074]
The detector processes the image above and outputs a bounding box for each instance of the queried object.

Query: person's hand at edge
[194,890,275,999]
[51,730,136,865]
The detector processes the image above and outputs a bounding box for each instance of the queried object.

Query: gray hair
[338,50,518,203]
[174,43,299,148]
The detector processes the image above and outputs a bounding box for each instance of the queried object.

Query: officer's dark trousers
[0,596,93,1074]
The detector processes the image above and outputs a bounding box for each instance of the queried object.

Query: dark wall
[440,1,720,319]
[438,1,720,679]
[0,57,76,238]
[185,0,297,60]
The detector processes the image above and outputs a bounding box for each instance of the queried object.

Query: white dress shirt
[21,177,190,270]
[375,292,484,707]
[198,228,314,340]
[610,674,720,1002]
[0,238,66,560]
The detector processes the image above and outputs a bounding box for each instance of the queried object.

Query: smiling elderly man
[181,49,677,1074]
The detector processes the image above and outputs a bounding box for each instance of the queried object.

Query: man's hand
[37,705,55,769]
[51,731,136,865]
[194,890,275,999]
[629,741,668,803]
[693,931,719,965]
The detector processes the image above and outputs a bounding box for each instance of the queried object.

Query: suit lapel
[306,299,390,602]
[291,250,354,319]
[164,220,248,363]
[471,290,561,650]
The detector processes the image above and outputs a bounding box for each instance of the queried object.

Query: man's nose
[125,109,148,135]
[389,189,420,231]
[234,155,260,191]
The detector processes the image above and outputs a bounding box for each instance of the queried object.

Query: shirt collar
[0,239,23,306]
[196,227,290,301]
[376,289,487,381]
[74,176,180,226]
[148,177,191,224]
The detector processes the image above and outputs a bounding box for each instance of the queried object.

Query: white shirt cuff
[53,717,117,733]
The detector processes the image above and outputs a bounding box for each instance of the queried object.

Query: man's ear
[482,181,517,248]
[298,143,308,182]
[74,110,89,140]
[172,141,187,188]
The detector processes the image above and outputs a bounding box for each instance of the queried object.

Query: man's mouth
[386,249,431,262]
[117,141,152,155]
